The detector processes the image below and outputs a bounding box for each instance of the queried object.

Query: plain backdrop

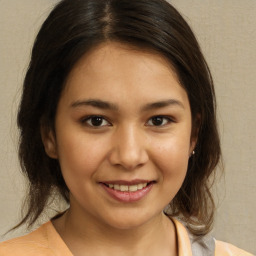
[0,0,255,254]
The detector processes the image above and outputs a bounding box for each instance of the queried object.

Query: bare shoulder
[215,240,254,256]
[0,223,54,256]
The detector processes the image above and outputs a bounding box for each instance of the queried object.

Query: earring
[190,150,195,157]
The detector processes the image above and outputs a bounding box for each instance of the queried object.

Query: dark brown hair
[16,0,221,235]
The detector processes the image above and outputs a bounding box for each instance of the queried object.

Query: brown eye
[147,116,171,126]
[152,117,164,126]
[84,116,110,127]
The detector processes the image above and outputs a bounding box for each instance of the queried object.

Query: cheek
[152,135,191,181]
[154,142,189,204]
[56,132,109,177]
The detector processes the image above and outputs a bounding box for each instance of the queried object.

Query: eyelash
[81,115,174,128]
[146,116,174,127]
[81,115,111,128]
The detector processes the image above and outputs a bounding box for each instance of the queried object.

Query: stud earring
[190,150,195,157]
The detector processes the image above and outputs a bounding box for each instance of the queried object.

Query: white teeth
[120,185,128,192]
[114,184,120,190]
[108,183,148,192]
[129,185,138,192]
[137,184,143,189]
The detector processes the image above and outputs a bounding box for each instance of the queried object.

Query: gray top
[188,230,215,256]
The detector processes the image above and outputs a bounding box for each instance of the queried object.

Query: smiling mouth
[100,181,155,202]
[101,181,155,192]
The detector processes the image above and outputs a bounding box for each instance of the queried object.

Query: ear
[40,125,58,159]
[189,114,201,155]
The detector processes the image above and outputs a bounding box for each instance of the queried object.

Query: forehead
[61,42,189,110]
[66,42,179,81]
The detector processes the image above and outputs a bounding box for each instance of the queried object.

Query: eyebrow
[71,99,119,111]
[70,98,184,111]
[141,99,184,111]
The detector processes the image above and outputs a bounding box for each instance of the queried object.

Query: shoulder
[215,240,254,256]
[171,217,254,256]
[0,222,54,256]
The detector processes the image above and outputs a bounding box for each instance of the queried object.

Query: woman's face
[43,42,197,229]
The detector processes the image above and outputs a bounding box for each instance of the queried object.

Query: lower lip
[101,183,154,203]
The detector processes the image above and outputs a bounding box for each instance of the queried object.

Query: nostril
[108,146,149,171]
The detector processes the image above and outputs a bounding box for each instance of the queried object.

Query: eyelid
[81,115,112,127]
[146,115,175,127]
[79,115,175,128]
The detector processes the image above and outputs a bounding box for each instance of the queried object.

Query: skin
[42,42,197,256]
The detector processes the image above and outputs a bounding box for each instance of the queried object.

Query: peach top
[0,218,253,256]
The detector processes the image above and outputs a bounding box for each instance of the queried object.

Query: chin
[102,210,159,231]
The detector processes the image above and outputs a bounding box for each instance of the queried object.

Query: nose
[108,125,149,170]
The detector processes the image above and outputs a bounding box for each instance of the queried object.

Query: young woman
[0,0,253,255]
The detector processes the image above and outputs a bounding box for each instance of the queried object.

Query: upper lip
[100,179,154,185]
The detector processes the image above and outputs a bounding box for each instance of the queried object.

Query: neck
[53,208,177,256]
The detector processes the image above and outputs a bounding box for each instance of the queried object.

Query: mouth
[100,180,155,202]
[102,181,154,192]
